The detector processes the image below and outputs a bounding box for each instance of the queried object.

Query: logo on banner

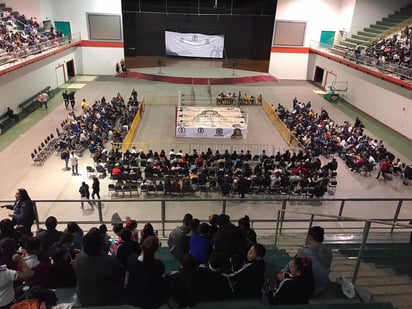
[178,127,186,134]
[197,128,204,134]
[215,128,224,136]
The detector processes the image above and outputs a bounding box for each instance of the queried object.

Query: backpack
[15,285,57,307]
[10,299,40,309]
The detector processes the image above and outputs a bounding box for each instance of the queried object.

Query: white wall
[338,0,356,33]
[307,54,412,138]
[79,47,124,75]
[50,0,122,40]
[269,52,309,80]
[0,49,78,113]
[3,0,41,20]
[349,0,412,36]
[276,0,345,47]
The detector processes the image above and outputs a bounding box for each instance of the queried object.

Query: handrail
[4,196,411,284]
[3,196,410,235]
[274,208,412,284]
[309,40,412,82]
[0,32,81,71]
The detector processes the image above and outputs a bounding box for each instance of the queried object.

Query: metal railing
[4,196,410,237]
[274,209,412,284]
[0,32,81,69]
[310,40,412,82]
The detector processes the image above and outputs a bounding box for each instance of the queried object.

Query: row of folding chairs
[108,183,139,198]
[31,133,58,166]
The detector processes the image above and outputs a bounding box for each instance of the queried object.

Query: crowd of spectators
[55,90,140,162]
[101,145,338,198]
[276,97,410,184]
[0,206,333,308]
[0,9,63,60]
[364,25,412,68]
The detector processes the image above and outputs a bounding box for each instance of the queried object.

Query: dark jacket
[268,275,315,304]
[226,259,265,298]
[126,254,166,308]
[7,200,36,235]
[213,224,246,259]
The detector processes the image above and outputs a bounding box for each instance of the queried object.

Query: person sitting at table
[242,93,250,104]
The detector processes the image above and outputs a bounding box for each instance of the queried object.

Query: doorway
[314,66,324,85]
[66,60,75,79]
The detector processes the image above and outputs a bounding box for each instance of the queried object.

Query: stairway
[333,3,412,53]
[273,234,412,309]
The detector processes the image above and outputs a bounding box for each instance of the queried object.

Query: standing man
[62,90,69,109]
[79,181,94,210]
[61,148,70,171]
[70,151,79,176]
[91,176,101,206]
[131,89,138,102]
[69,91,76,110]
[41,91,49,110]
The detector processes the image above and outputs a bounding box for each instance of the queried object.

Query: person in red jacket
[376,158,391,182]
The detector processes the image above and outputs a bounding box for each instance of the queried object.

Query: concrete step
[398,7,412,15]
[358,31,376,38]
[363,27,382,34]
[370,24,391,31]
[376,20,398,27]
[388,14,410,20]
[375,295,412,309]
[345,38,369,48]
[352,34,372,42]
[383,16,408,23]
[364,284,412,296]
[355,275,411,286]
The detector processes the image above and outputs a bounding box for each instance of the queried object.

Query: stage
[175,106,248,139]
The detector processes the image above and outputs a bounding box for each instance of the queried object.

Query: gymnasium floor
[0,67,411,235]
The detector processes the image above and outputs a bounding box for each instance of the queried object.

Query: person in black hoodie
[225,243,266,298]
[213,214,246,260]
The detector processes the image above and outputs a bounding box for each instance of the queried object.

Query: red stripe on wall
[80,40,124,48]
[271,47,310,53]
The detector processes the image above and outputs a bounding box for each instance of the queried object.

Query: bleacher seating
[50,246,396,309]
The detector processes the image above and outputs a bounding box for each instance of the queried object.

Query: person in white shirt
[41,92,49,109]
[0,250,33,309]
[70,151,79,176]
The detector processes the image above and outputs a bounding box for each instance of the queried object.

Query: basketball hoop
[331,81,348,92]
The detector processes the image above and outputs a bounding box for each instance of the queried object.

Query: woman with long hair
[1,188,35,236]
[126,235,166,308]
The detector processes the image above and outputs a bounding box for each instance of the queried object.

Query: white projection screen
[165,31,225,58]
[87,13,122,41]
